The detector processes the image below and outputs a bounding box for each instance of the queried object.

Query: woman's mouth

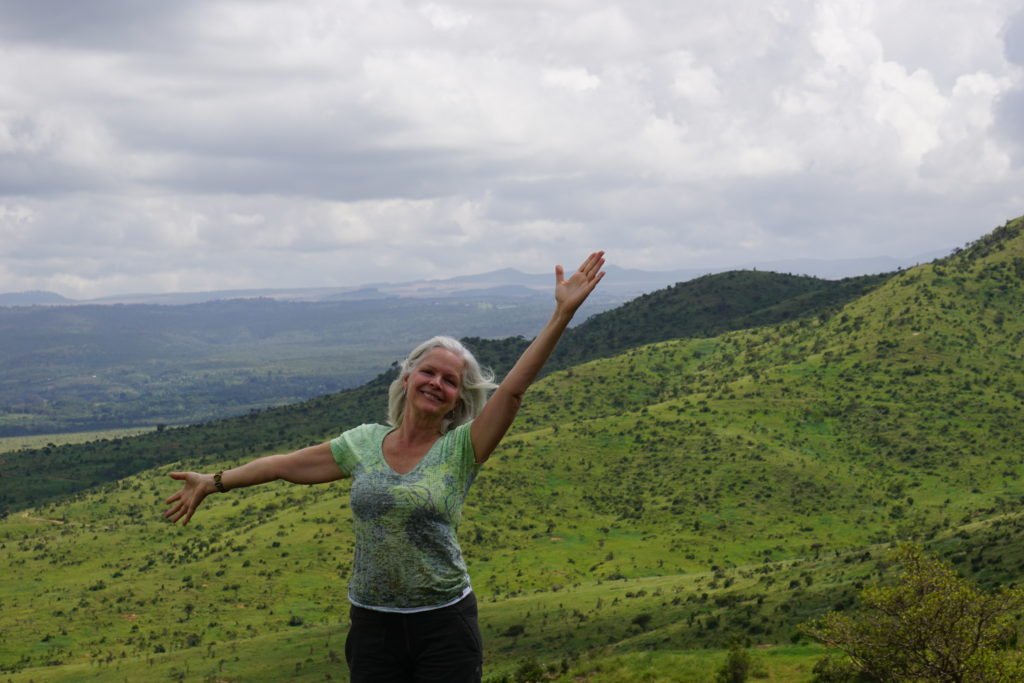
[420,389,444,403]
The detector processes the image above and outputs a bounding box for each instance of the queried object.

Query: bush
[500,623,525,638]
[802,543,1024,681]
[716,644,752,683]
[512,658,546,683]
[631,613,653,630]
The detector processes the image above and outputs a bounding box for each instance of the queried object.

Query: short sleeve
[447,421,480,483]
[330,424,385,477]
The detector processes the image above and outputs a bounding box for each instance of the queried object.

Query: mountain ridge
[0,250,944,307]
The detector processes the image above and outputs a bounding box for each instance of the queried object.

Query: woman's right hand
[164,471,215,526]
[554,251,605,318]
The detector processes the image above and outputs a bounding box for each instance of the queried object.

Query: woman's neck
[395,412,445,443]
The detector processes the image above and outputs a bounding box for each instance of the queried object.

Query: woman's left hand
[555,251,606,316]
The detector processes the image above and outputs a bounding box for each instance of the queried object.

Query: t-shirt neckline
[378,427,444,476]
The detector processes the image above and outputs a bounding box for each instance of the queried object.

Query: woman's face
[404,347,464,419]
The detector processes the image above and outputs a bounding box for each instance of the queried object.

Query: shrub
[802,543,1024,681]
[715,644,752,683]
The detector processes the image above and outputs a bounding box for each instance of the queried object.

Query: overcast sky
[2,0,1023,298]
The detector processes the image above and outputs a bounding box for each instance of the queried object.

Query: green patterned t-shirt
[330,421,481,611]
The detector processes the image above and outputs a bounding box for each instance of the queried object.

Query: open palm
[555,251,606,315]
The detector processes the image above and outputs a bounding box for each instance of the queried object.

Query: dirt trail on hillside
[19,511,65,524]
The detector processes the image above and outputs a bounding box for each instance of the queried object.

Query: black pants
[346,592,483,683]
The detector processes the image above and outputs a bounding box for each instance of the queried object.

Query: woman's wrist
[550,306,576,326]
[200,472,222,494]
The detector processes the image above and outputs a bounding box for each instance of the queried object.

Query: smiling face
[402,347,465,422]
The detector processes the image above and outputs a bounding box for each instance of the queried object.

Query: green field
[0,428,156,454]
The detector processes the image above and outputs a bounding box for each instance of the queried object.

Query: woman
[164,251,605,682]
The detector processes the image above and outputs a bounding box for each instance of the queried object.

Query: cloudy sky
[2,0,1023,298]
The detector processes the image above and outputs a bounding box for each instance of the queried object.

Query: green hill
[0,270,889,515]
[462,269,889,376]
[1,217,1022,681]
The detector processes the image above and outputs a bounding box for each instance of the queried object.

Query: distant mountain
[0,290,75,306]
[0,252,947,307]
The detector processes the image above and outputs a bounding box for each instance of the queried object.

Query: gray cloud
[0,0,201,50]
[1003,7,1024,66]
[995,8,1024,165]
[1,0,1022,298]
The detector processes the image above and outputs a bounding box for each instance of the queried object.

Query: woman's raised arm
[163,442,343,526]
[471,251,605,463]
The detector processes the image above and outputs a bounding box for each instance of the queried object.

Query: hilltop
[1,216,1022,681]
[466,269,889,374]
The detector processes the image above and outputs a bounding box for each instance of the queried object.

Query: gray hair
[388,336,497,433]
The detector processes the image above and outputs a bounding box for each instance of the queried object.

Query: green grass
[545,646,826,682]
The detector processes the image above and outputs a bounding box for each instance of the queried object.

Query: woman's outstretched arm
[163,442,343,526]
[471,251,605,463]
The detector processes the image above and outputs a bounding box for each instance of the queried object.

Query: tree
[631,613,653,630]
[802,543,1024,681]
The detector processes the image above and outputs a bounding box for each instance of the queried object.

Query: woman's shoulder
[347,422,390,435]
[440,420,476,459]
[443,420,473,439]
[332,423,391,450]
[330,423,391,473]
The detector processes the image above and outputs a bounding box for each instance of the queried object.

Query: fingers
[164,500,183,521]
[165,499,194,525]
[163,471,197,525]
[558,251,605,285]
[578,251,605,278]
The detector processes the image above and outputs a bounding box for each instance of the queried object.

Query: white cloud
[542,67,601,92]
[420,3,472,31]
[667,51,721,106]
[0,0,1022,298]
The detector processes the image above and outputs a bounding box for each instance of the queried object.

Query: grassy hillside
[0,271,887,515]
[1,216,1022,681]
